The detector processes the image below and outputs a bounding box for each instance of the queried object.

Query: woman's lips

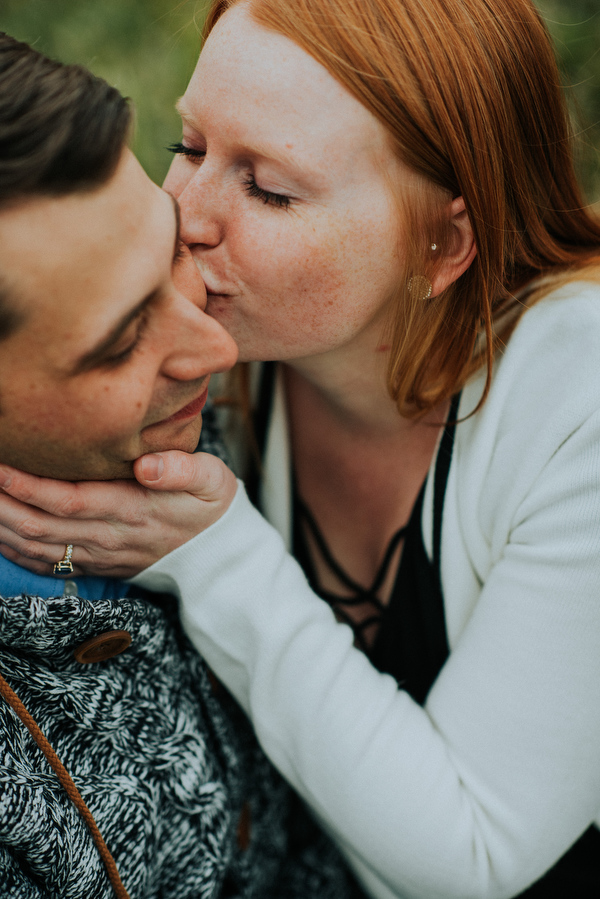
[205,289,229,302]
[204,280,233,298]
[159,386,209,425]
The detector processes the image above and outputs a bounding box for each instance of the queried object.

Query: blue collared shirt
[0,553,128,600]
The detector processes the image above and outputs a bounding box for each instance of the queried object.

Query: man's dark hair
[0,32,131,205]
[0,33,132,338]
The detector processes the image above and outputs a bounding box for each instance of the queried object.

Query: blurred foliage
[0,0,599,200]
[0,0,210,183]
[536,0,600,203]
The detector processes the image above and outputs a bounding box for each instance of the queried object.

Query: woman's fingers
[135,451,238,508]
[0,488,130,553]
[0,540,67,575]
[0,465,145,522]
[0,465,90,517]
[0,484,153,576]
[0,493,79,548]
[0,515,105,573]
[0,539,142,580]
[0,453,239,580]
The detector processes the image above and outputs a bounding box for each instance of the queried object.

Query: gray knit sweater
[0,409,359,898]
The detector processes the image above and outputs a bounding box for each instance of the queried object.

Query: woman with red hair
[2,0,600,895]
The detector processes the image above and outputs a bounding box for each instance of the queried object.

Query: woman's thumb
[134,451,238,506]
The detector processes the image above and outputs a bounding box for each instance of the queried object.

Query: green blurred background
[1,0,599,201]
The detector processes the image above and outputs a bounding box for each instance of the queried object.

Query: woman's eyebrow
[175,98,193,121]
[175,99,317,188]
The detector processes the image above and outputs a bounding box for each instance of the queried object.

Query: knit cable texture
[0,670,130,899]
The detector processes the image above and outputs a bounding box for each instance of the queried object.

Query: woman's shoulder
[455,273,600,497]
[518,272,600,334]
[510,271,600,348]
[442,275,600,625]
[464,274,600,421]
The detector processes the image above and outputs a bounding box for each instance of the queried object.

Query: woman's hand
[0,451,238,579]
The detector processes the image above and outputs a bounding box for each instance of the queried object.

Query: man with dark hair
[0,33,357,899]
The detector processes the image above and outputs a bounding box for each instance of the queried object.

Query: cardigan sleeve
[131,288,600,899]
[131,402,600,899]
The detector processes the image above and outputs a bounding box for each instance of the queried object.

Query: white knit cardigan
[133,280,600,899]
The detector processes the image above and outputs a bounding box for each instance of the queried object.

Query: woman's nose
[172,244,207,310]
[164,160,223,249]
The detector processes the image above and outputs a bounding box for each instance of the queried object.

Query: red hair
[205,0,600,415]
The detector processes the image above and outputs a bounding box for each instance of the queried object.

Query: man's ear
[431,197,477,297]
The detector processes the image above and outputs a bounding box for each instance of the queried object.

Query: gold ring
[53,544,74,575]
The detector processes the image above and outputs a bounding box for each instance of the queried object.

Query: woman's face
[164,3,407,364]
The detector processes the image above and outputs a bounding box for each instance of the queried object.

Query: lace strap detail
[294,493,408,651]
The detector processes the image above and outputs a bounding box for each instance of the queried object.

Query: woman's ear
[430,197,477,297]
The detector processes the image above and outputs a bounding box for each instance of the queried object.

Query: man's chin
[15,458,137,482]
[68,422,203,481]
[0,422,203,482]
[81,460,137,481]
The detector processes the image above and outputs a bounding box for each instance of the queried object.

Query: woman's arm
[0,422,598,898]
[129,414,600,899]
[1,295,599,898]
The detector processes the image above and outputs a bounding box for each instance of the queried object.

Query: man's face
[0,150,238,480]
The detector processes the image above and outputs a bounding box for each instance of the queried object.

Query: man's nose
[173,244,207,310]
[161,292,238,382]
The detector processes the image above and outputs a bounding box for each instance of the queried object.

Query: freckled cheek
[236,218,351,310]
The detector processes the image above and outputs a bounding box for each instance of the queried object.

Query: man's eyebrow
[69,291,158,375]
[71,196,181,376]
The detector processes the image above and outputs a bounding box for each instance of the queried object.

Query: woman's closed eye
[168,142,292,209]
[243,174,291,209]
[167,142,205,163]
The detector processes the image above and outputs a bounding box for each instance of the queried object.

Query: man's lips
[155,386,209,426]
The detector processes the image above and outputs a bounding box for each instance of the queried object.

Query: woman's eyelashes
[168,141,292,209]
[167,142,205,162]
[243,174,291,209]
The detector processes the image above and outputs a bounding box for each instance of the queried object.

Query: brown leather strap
[0,670,130,899]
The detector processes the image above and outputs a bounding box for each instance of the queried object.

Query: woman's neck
[282,342,414,440]
[283,353,448,627]
[283,353,448,537]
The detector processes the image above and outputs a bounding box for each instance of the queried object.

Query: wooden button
[73,630,132,664]
[236,801,251,851]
